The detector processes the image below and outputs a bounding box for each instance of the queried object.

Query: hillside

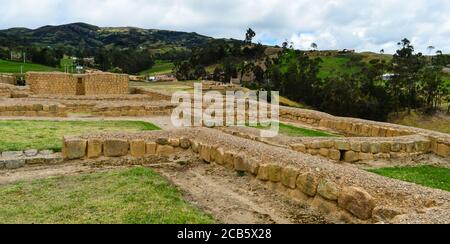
[0,59,57,73]
[0,23,212,52]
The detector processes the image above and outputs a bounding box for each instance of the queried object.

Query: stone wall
[279,107,450,159]
[62,129,450,223]
[83,73,129,95]
[0,74,16,85]
[26,72,129,95]
[0,102,67,117]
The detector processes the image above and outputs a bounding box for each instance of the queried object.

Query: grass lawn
[139,60,174,76]
[0,120,160,152]
[0,59,57,73]
[369,166,450,192]
[0,167,215,224]
[251,122,335,137]
[318,56,362,79]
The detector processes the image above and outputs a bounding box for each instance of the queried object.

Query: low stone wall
[133,88,172,101]
[0,99,175,117]
[218,127,437,161]
[83,73,129,95]
[62,129,450,224]
[0,102,67,117]
[280,107,450,158]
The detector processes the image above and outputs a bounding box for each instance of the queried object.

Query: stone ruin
[26,72,129,96]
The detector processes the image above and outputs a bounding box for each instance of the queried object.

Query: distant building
[382,73,395,81]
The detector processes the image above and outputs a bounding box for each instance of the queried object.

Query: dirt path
[0,156,330,224]
[156,160,330,224]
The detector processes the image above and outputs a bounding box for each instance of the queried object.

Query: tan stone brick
[437,143,449,157]
[359,153,374,161]
[338,187,375,220]
[328,149,341,161]
[234,154,247,172]
[130,140,146,157]
[335,141,351,150]
[317,179,340,201]
[247,158,260,175]
[344,151,359,162]
[169,138,180,147]
[87,139,102,158]
[257,164,270,181]
[351,142,362,152]
[281,167,299,189]
[296,172,319,197]
[380,142,391,153]
[319,148,329,157]
[268,164,282,182]
[103,139,129,157]
[63,139,87,160]
[290,143,306,153]
[146,142,157,155]
[156,145,175,156]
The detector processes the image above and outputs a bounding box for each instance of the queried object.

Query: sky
[1,0,449,54]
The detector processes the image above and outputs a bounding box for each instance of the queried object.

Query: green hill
[0,59,57,73]
[139,60,175,75]
[0,23,212,52]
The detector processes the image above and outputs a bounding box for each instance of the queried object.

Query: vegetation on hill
[0,59,57,73]
[139,60,175,75]
[0,167,215,224]
[0,23,212,74]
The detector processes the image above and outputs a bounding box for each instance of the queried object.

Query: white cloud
[1,0,449,53]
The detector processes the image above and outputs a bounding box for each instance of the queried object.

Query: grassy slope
[388,111,450,134]
[0,120,160,152]
[139,60,174,75]
[369,166,450,192]
[0,167,215,224]
[251,122,335,137]
[0,59,57,73]
[317,56,361,79]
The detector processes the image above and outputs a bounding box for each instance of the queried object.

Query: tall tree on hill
[311,43,318,51]
[427,46,435,55]
[245,28,256,45]
[390,38,425,113]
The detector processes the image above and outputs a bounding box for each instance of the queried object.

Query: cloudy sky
[1,0,449,53]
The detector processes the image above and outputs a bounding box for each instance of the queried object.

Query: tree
[390,38,425,113]
[311,43,318,51]
[380,49,385,54]
[245,28,256,44]
[420,66,444,112]
[427,46,435,55]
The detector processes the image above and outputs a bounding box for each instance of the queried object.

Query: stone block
[103,139,129,157]
[338,187,375,220]
[281,167,299,189]
[130,140,146,157]
[267,164,282,182]
[317,179,340,201]
[344,151,359,162]
[180,137,191,149]
[296,172,319,197]
[156,145,175,156]
[169,138,180,147]
[335,141,350,151]
[233,154,247,172]
[63,139,87,160]
[146,142,157,155]
[257,164,270,181]
[87,139,103,158]
[328,149,341,161]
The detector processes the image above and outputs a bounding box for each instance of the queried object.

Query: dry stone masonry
[26,72,129,95]
[61,128,450,224]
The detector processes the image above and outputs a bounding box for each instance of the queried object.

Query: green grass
[140,60,174,75]
[250,122,335,137]
[0,167,215,224]
[369,166,450,192]
[0,120,160,152]
[317,56,362,79]
[0,59,57,73]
